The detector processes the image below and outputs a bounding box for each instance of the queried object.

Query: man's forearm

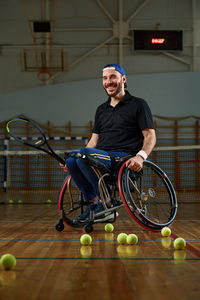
[141,129,156,156]
[137,129,156,160]
[86,139,96,148]
[86,133,99,148]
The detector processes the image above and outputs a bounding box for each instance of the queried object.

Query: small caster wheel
[84,223,93,233]
[55,220,64,232]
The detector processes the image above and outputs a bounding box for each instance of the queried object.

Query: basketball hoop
[37,69,51,82]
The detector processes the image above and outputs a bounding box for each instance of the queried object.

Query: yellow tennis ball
[174,237,186,250]
[18,200,23,204]
[161,227,171,237]
[80,234,92,245]
[0,254,16,270]
[46,199,52,204]
[104,223,114,232]
[117,233,127,244]
[127,234,138,245]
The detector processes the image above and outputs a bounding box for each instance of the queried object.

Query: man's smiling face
[102,68,126,97]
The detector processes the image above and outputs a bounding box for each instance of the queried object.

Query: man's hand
[125,156,144,172]
[59,163,68,173]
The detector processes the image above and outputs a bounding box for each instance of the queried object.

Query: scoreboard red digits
[151,38,165,44]
[134,30,182,51]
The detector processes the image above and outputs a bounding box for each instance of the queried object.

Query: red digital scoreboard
[133,30,183,51]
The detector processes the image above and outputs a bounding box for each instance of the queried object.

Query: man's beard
[104,80,123,97]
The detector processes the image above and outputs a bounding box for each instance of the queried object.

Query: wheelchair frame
[56,154,178,233]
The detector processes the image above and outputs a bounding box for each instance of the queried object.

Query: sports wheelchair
[56,153,178,233]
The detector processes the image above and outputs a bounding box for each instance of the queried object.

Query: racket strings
[8,120,45,146]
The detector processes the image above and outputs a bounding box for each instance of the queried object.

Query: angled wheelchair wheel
[118,160,178,231]
[58,175,85,228]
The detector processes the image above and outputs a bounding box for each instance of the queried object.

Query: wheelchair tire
[55,220,64,232]
[84,223,94,233]
[58,175,85,228]
[118,160,178,231]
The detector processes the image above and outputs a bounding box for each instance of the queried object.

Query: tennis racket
[6,117,65,165]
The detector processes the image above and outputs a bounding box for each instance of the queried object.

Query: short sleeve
[137,100,154,130]
[92,108,100,134]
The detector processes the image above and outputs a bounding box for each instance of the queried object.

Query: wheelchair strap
[107,152,116,170]
[65,152,111,174]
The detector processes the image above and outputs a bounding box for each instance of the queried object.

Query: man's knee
[66,157,77,170]
[79,148,93,155]
[76,157,87,169]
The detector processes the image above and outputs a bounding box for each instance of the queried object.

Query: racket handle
[51,152,65,165]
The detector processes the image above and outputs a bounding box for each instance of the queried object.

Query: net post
[25,122,30,189]
[3,138,8,193]
[67,121,72,150]
[195,120,200,191]
[153,120,158,188]
[174,120,179,191]
[47,121,51,190]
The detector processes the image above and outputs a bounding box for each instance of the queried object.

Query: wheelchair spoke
[119,160,177,230]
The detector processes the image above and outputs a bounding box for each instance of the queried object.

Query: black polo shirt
[92,90,154,155]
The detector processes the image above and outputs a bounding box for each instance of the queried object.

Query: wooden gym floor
[0,199,200,300]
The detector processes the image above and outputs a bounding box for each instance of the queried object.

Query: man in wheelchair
[60,63,156,223]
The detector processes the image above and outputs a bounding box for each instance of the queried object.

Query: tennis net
[0,145,199,204]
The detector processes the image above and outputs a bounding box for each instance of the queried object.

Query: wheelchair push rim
[118,160,178,231]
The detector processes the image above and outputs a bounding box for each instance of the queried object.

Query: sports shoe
[76,202,102,222]
[94,202,119,222]
[76,201,119,222]
[76,203,96,221]
[111,198,123,207]
[94,212,118,223]
[94,202,105,215]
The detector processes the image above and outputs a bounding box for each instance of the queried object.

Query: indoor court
[0,199,200,300]
[0,1,200,300]
[0,143,200,299]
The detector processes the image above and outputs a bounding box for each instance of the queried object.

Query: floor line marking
[15,257,200,261]
[0,238,200,242]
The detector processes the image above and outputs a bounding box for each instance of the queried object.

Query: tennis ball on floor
[174,237,186,250]
[18,200,23,204]
[104,223,114,233]
[0,254,16,270]
[80,234,92,245]
[8,200,13,204]
[117,233,127,244]
[127,234,138,245]
[161,226,171,237]
[46,199,52,204]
